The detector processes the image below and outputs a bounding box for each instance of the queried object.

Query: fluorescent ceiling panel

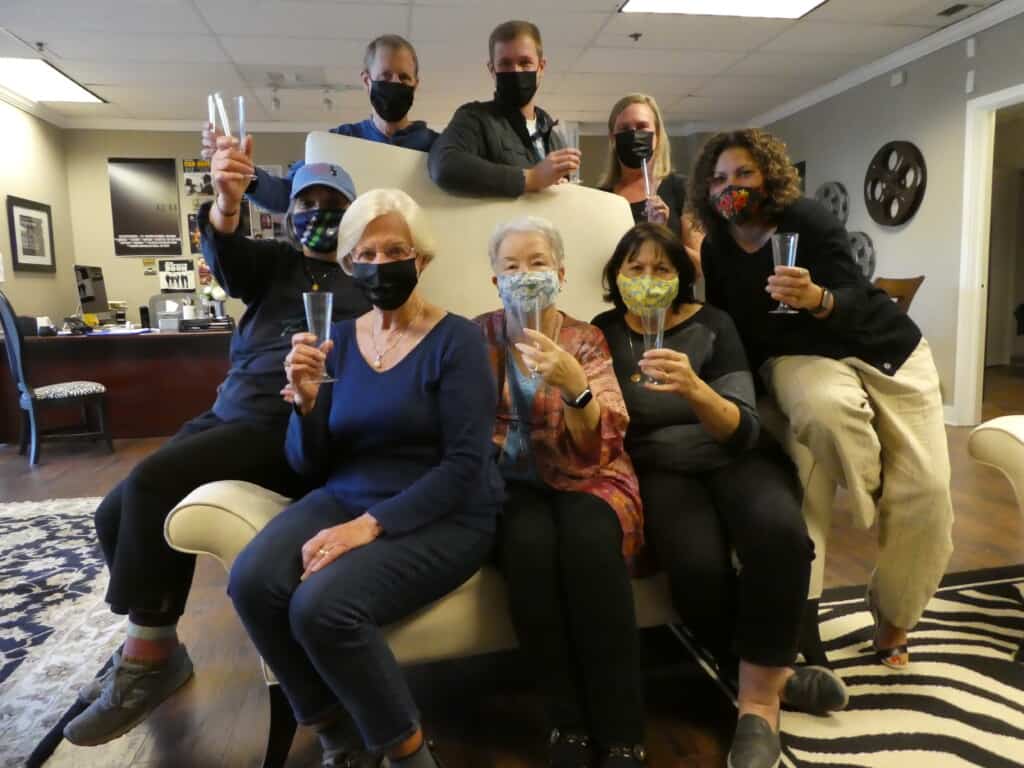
[619,0,827,19]
[0,58,102,102]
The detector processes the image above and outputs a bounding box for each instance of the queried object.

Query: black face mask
[370,80,415,123]
[494,70,538,110]
[351,259,419,311]
[614,130,654,169]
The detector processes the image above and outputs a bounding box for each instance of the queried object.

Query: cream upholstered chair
[967,415,1024,663]
[164,134,834,766]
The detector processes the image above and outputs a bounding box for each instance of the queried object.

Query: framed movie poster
[108,158,182,256]
[6,196,56,273]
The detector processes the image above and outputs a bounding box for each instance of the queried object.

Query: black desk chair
[0,290,113,465]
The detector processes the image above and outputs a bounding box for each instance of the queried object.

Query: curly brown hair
[687,128,803,235]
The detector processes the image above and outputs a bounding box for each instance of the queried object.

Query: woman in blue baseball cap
[65,139,371,750]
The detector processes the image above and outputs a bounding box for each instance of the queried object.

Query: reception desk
[0,330,231,442]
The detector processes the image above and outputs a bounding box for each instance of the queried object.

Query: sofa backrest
[306,132,635,323]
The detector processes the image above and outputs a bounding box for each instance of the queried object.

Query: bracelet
[215,196,239,217]
[810,287,832,317]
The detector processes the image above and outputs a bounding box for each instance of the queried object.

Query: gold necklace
[370,300,425,368]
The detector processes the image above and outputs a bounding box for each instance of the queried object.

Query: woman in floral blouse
[475,216,646,768]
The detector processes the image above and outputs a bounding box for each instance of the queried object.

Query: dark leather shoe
[727,714,781,768]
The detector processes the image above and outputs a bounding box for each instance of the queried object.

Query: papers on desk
[57,328,153,336]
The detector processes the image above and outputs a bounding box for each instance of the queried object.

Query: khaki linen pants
[762,339,954,629]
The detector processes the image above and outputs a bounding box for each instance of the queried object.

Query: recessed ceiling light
[0,58,103,103]
[619,0,827,19]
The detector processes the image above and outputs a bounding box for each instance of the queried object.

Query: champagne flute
[639,306,667,383]
[770,233,800,315]
[509,298,543,378]
[302,291,336,384]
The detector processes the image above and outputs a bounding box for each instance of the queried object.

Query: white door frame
[953,82,1024,426]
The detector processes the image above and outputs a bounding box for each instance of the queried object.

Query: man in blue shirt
[202,34,438,214]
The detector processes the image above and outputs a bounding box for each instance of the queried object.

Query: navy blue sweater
[199,202,369,425]
[285,314,503,535]
[247,118,439,214]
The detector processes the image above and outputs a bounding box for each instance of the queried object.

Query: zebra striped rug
[681,565,1024,767]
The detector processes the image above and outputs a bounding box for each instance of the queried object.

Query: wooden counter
[1,331,231,441]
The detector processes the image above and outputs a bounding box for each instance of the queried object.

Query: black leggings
[498,482,644,747]
[95,410,308,623]
[641,441,812,668]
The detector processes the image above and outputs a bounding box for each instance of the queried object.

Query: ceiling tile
[594,13,793,51]
[573,47,743,76]
[44,101,132,119]
[808,0,996,27]
[410,6,608,46]
[194,0,409,39]
[724,50,872,79]
[220,36,365,67]
[695,75,822,100]
[58,60,245,89]
[0,0,207,37]
[413,41,584,73]
[412,0,620,9]
[36,34,226,63]
[760,21,930,55]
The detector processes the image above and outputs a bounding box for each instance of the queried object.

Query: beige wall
[63,130,306,324]
[0,101,78,320]
[768,12,1024,407]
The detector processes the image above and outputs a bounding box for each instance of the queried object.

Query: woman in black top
[690,129,954,675]
[598,94,701,272]
[594,224,847,768]
[64,146,371,752]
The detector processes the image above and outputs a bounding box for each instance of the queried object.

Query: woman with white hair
[476,217,646,768]
[229,188,503,768]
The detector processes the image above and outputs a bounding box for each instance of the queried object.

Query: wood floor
[2,373,1022,768]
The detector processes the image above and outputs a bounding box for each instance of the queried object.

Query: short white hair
[488,216,565,272]
[337,188,437,272]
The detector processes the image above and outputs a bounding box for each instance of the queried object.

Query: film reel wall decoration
[848,231,876,280]
[815,181,849,225]
[864,141,927,226]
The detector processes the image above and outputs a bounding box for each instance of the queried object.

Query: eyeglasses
[351,244,415,263]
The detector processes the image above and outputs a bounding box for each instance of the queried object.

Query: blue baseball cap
[290,162,357,202]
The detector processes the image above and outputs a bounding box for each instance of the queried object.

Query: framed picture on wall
[6,196,56,273]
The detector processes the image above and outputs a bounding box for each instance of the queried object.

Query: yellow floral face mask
[615,273,679,315]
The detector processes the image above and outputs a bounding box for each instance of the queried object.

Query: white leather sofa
[163,135,837,767]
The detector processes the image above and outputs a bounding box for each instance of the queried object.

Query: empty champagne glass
[302,291,336,384]
[509,299,543,378]
[770,233,800,315]
[640,306,666,383]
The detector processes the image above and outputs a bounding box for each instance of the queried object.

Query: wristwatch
[563,386,593,409]
[810,286,832,317]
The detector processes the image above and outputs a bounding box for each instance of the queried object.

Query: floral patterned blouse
[475,309,643,559]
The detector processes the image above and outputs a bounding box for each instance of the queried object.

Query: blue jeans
[228,487,494,752]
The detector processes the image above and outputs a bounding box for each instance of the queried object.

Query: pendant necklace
[370,300,426,368]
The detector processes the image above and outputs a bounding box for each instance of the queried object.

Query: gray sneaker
[79,649,122,703]
[63,644,194,746]
[727,714,781,768]
[781,665,849,715]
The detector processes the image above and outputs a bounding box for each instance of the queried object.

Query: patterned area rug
[0,497,125,768]
[684,565,1024,767]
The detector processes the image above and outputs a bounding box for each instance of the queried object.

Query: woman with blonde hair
[599,93,701,269]
[229,188,503,768]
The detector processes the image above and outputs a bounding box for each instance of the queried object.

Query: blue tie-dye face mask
[496,270,560,311]
[292,208,344,253]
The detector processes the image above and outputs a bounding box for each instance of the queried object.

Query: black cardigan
[701,197,921,376]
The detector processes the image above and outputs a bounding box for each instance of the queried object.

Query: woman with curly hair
[690,129,954,679]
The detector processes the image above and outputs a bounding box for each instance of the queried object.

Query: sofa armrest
[164,480,292,570]
[969,415,1024,513]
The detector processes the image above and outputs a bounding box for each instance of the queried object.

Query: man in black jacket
[428,20,581,198]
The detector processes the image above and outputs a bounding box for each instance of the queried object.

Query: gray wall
[768,11,1024,406]
[0,101,78,321]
